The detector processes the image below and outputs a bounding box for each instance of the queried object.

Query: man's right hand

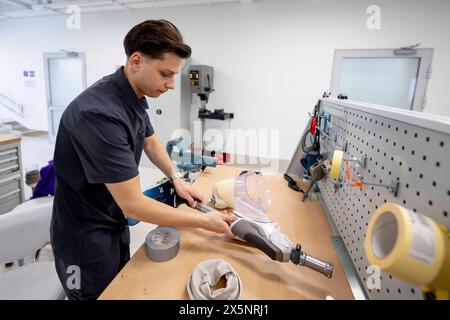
[200,210,237,238]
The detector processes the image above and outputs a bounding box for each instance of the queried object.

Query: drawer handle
[0,164,19,174]
[0,156,18,165]
[0,188,20,200]
[0,173,21,185]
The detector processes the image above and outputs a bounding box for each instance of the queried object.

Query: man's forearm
[144,135,177,177]
[126,193,205,228]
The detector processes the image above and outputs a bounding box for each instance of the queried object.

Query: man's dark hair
[124,19,191,60]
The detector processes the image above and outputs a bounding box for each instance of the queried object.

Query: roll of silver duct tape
[145,227,180,262]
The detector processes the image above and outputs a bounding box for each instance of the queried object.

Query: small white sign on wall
[23,70,36,88]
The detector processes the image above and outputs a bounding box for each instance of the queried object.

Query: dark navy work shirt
[50,67,154,264]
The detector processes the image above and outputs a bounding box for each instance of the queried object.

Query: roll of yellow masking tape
[330,150,344,180]
[365,203,450,290]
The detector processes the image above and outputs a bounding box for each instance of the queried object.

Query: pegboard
[289,98,450,300]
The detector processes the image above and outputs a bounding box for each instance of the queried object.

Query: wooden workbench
[0,135,21,146]
[99,165,354,300]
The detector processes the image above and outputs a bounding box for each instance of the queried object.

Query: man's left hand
[172,178,205,207]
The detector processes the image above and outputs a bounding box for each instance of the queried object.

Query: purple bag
[31,160,56,199]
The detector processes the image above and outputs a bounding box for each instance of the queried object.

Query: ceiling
[0,0,253,19]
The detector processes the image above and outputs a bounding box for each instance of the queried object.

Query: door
[44,52,86,143]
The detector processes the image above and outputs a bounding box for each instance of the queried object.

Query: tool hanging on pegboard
[302,160,331,202]
[284,101,322,193]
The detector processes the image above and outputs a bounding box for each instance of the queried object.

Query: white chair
[0,196,65,300]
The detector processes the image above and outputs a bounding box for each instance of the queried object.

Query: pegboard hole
[440,141,444,147]
[444,211,448,218]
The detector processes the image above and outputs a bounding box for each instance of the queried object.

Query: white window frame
[330,48,433,112]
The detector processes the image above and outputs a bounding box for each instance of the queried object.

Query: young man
[50,20,236,300]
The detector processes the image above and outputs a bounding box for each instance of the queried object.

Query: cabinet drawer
[0,148,18,162]
[0,173,21,196]
[0,190,21,215]
[0,160,19,177]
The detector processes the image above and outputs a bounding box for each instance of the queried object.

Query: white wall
[1,0,449,161]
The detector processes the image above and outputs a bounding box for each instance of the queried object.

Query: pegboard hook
[359,178,399,197]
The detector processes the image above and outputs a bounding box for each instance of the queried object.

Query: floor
[1,134,281,274]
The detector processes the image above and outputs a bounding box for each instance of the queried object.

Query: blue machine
[166,137,217,172]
